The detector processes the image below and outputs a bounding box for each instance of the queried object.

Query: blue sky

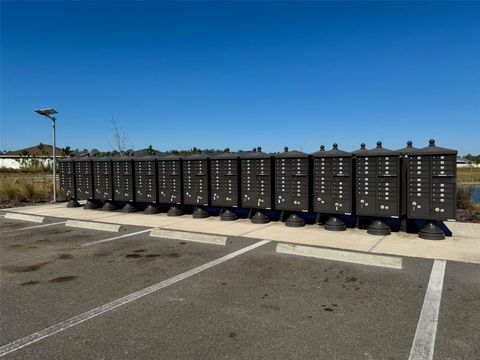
[1,1,479,155]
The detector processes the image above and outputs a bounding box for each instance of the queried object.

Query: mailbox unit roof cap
[184,152,209,160]
[111,156,134,162]
[274,146,309,158]
[159,153,183,160]
[311,143,352,158]
[241,148,271,159]
[361,141,399,156]
[71,156,92,162]
[133,155,161,161]
[397,141,419,155]
[351,143,368,155]
[212,148,239,159]
[91,157,113,161]
[415,139,458,155]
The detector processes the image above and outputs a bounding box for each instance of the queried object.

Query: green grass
[457,167,480,184]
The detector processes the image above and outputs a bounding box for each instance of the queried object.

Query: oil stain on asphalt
[48,276,78,283]
[1,261,51,273]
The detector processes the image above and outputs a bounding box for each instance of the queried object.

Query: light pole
[34,108,58,202]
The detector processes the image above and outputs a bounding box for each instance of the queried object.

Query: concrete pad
[150,228,227,245]
[277,243,403,269]
[95,213,190,228]
[4,212,44,223]
[12,207,127,221]
[243,222,381,252]
[4,202,74,213]
[65,220,121,232]
[163,217,274,236]
[371,229,480,264]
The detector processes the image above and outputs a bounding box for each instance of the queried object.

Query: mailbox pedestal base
[193,206,210,219]
[122,203,137,213]
[367,219,391,236]
[84,199,99,210]
[324,216,346,231]
[419,221,445,240]
[251,210,270,224]
[144,204,160,215]
[66,198,81,208]
[285,213,305,227]
[101,201,118,211]
[220,208,238,221]
[167,205,184,217]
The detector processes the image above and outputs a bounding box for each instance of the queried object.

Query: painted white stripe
[0,221,66,234]
[4,213,44,223]
[408,259,447,360]
[0,239,270,357]
[81,228,154,247]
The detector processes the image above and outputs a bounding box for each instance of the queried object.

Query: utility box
[240,147,273,211]
[112,157,135,202]
[311,144,353,230]
[355,142,400,235]
[406,139,457,240]
[158,154,183,205]
[210,149,240,208]
[182,153,210,207]
[74,157,94,201]
[134,156,158,203]
[58,158,76,200]
[92,158,114,202]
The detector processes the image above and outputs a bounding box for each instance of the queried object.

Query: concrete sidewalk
[3,203,480,264]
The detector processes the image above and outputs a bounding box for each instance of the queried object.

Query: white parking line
[408,259,447,360]
[0,239,271,357]
[0,221,67,234]
[81,228,154,247]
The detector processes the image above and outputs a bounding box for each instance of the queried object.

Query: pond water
[461,184,480,204]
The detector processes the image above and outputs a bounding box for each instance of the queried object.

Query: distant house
[457,156,480,168]
[0,144,62,169]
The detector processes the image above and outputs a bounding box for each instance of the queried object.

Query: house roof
[2,144,62,157]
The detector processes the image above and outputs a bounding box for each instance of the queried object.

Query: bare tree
[107,115,129,157]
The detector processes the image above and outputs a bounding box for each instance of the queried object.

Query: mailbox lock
[435,207,440,212]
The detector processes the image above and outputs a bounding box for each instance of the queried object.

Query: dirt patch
[21,280,40,286]
[1,261,50,273]
[48,275,77,283]
[58,253,74,260]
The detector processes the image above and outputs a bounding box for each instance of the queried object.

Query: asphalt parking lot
[0,213,479,360]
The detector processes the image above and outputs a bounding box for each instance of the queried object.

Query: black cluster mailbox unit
[158,154,184,216]
[398,141,419,233]
[274,147,310,227]
[355,142,401,235]
[58,158,81,208]
[112,157,136,212]
[311,144,353,231]
[406,140,457,240]
[73,157,98,209]
[134,156,159,214]
[182,152,210,218]
[210,149,240,221]
[240,147,274,224]
[92,157,116,211]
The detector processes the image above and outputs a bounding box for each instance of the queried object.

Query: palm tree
[61,146,72,158]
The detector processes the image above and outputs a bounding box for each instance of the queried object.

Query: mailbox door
[313,157,332,213]
[431,174,456,220]
[275,158,309,212]
[407,155,431,219]
[94,161,113,201]
[158,159,182,204]
[59,161,75,199]
[113,161,134,201]
[376,156,400,217]
[240,158,272,209]
[355,157,377,216]
[211,159,239,207]
[134,160,157,203]
[75,161,93,199]
[182,159,209,206]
